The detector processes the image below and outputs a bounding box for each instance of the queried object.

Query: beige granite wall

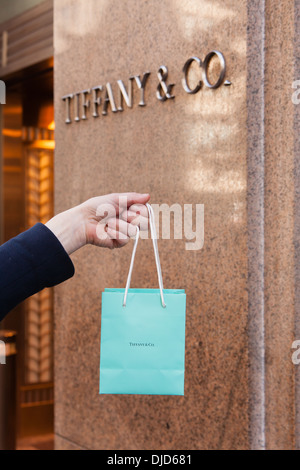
[53,0,299,449]
[247,0,299,450]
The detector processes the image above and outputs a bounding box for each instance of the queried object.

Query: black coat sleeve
[0,223,75,321]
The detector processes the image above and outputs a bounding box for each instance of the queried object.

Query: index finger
[114,192,150,210]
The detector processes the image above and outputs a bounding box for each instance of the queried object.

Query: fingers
[128,204,149,218]
[96,201,148,247]
[106,226,130,247]
[84,193,150,250]
[84,193,150,220]
[106,218,138,238]
[114,192,150,210]
[121,203,149,231]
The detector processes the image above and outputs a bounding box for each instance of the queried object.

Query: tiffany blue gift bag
[99,204,186,395]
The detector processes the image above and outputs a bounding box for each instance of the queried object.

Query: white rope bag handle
[123,203,166,308]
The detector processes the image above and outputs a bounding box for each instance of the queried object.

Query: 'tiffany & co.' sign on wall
[61,51,231,124]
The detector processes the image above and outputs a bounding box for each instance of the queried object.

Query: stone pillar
[53,0,300,449]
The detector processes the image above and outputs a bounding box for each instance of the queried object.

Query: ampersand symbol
[156,65,175,101]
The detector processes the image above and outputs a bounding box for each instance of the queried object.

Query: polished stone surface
[55,435,84,450]
[53,0,299,450]
[294,0,300,451]
[247,0,299,450]
[260,0,296,450]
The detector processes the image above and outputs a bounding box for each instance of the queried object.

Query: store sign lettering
[62,51,231,124]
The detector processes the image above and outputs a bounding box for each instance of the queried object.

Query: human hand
[45,192,150,255]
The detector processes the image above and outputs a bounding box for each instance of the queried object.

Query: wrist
[45,204,86,255]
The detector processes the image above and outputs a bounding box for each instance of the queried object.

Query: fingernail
[127,210,138,217]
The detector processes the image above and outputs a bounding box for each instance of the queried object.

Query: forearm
[0,223,74,320]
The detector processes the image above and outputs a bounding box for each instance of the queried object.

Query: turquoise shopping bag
[99,204,186,395]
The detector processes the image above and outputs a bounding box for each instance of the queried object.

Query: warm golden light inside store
[1,63,55,441]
